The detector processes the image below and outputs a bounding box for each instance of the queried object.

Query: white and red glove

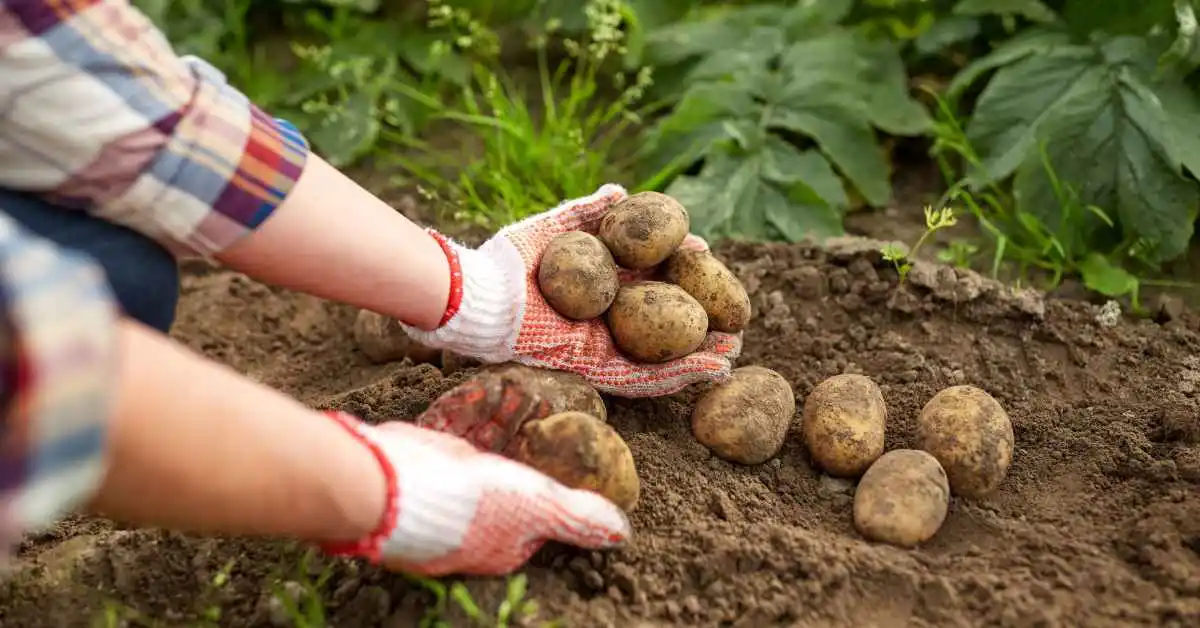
[318,405,630,577]
[402,184,742,397]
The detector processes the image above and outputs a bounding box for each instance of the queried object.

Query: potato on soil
[353,309,441,365]
[607,281,708,363]
[523,366,608,422]
[537,231,621,320]
[691,366,796,465]
[853,449,950,547]
[801,373,887,478]
[598,191,689,269]
[465,363,607,422]
[664,249,752,333]
[509,411,640,512]
[915,385,1014,499]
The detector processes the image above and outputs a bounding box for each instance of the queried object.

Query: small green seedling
[881,205,959,282]
[405,572,554,628]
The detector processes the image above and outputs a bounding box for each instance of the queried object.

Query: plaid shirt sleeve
[0,212,118,556]
[0,0,310,259]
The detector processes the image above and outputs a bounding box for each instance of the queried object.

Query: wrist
[315,411,399,561]
[400,230,524,362]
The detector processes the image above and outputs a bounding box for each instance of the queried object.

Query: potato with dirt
[801,373,887,478]
[537,231,621,320]
[607,281,708,363]
[853,449,951,547]
[915,385,1014,498]
[598,191,690,269]
[691,366,796,464]
[509,411,640,512]
[353,308,441,365]
[664,249,752,333]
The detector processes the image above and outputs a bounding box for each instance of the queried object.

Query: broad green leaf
[1154,81,1200,178]
[946,29,1071,98]
[783,0,856,39]
[1010,64,1199,263]
[1061,0,1173,37]
[644,4,789,66]
[684,26,787,82]
[855,38,935,136]
[768,104,890,207]
[306,90,380,167]
[1079,253,1140,297]
[915,15,982,56]
[964,45,1103,185]
[762,136,849,208]
[1153,0,1200,75]
[953,0,1058,23]
[665,150,843,242]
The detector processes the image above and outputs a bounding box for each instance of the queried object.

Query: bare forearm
[218,155,451,330]
[87,319,385,543]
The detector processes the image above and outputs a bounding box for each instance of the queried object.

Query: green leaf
[665,150,843,242]
[643,4,789,67]
[1061,0,1174,37]
[306,90,381,167]
[1007,57,1199,263]
[963,43,1103,185]
[953,0,1058,23]
[915,16,982,56]
[855,38,936,136]
[1154,80,1200,178]
[946,29,1070,99]
[1079,253,1139,297]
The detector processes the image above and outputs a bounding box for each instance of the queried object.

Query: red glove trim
[427,229,464,328]
[315,410,400,562]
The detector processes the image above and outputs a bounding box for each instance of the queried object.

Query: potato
[537,231,620,320]
[353,309,441,365]
[853,449,950,547]
[471,364,607,421]
[915,385,1014,498]
[440,350,484,376]
[520,366,608,422]
[664,249,752,333]
[606,281,708,363]
[801,374,887,478]
[691,366,795,465]
[598,191,689,269]
[509,411,640,512]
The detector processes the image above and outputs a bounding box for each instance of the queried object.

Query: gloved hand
[318,410,630,577]
[402,184,742,398]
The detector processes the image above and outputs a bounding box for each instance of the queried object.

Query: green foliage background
[134,0,1200,304]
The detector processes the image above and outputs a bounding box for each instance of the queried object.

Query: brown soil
[3,234,1200,627]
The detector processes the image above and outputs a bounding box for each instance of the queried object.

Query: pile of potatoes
[348,191,1015,550]
[538,191,752,362]
[801,374,1014,547]
[352,191,750,366]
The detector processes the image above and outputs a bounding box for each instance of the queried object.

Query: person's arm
[0,211,387,552]
[91,318,386,542]
[0,0,453,330]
